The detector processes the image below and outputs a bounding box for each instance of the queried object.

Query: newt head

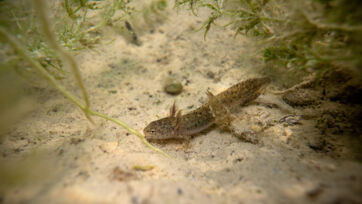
[144,103,183,140]
[143,117,178,139]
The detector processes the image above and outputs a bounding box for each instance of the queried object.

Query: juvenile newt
[144,77,270,140]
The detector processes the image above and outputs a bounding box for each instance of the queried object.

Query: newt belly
[143,77,270,140]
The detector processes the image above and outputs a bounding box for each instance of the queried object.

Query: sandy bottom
[1,3,361,204]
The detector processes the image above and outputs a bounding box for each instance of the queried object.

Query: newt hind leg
[206,90,234,130]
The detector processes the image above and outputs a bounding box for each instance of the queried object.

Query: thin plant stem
[33,0,92,122]
[0,27,84,110]
[0,27,169,158]
[89,110,170,158]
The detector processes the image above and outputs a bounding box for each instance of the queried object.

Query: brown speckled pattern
[144,77,270,139]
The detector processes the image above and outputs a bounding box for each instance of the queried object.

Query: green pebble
[164,79,183,95]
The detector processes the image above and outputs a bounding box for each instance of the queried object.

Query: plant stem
[33,0,92,122]
[0,27,84,110]
[0,27,169,158]
[89,110,170,158]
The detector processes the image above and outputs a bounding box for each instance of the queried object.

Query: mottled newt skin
[144,77,270,140]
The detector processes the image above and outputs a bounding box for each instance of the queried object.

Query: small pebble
[164,78,183,95]
[177,187,183,195]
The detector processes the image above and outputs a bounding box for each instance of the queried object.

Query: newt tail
[144,77,270,140]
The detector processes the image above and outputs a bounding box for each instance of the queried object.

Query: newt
[144,77,270,140]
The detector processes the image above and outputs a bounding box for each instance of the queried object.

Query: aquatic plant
[0,0,168,157]
[176,0,362,86]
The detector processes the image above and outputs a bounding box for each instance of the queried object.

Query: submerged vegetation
[0,0,169,156]
[176,0,362,85]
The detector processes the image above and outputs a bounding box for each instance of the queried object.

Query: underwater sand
[1,3,361,204]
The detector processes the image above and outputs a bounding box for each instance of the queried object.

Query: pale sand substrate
[1,4,361,204]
